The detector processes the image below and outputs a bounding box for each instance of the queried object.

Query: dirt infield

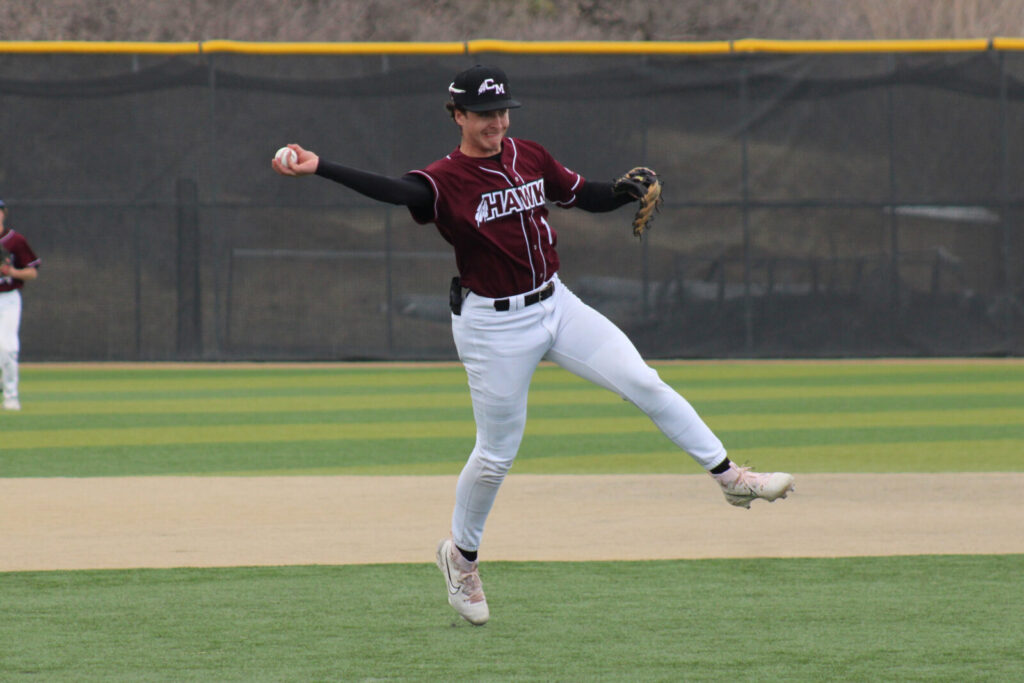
[2,473,1021,571]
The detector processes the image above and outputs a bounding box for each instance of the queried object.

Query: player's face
[457,108,509,158]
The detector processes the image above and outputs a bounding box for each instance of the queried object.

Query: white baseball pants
[450,274,727,552]
[0,289,21,401]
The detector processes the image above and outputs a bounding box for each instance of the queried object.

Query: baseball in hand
[275,146,298,169]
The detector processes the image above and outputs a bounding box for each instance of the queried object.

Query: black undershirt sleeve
[314,159,629,217]
[575,180,635,213]
[315,159,434,210]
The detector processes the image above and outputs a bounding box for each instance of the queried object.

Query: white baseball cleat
[435,538,489,625]
[3,397,20,411]
[712,463,794,509]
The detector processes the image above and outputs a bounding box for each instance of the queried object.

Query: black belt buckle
[493,281,554,311]
[449,276,463,316]
[532,282,557,305]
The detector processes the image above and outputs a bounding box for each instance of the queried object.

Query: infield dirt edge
[2,472,1021,571]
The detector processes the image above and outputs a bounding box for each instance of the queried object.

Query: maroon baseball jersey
[408,137,583,298]
[0,228,41,292]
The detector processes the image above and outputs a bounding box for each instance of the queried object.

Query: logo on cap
[478,78,506,96]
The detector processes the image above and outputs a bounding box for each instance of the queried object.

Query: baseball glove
[612,166,663,239]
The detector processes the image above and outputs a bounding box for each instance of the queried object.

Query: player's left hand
[612,166,659,201]
[0,263,10,277]
[612,166,663,239]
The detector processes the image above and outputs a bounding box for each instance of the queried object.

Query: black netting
[1,50,1021,360]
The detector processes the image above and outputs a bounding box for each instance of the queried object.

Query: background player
[0,199,41,411]
[272,64,795,625]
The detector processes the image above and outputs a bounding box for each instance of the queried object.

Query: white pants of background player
[0,290,21,402]
[450,273,728,552]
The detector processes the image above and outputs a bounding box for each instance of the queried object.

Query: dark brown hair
[444,101,464,120]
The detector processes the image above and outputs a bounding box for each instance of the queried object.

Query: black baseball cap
[448,65,522,112]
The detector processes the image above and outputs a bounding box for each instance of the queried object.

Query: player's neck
[460,139,504,159]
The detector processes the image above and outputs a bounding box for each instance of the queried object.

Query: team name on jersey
[474,179,545,226]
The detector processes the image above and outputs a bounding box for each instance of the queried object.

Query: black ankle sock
[710,458,732,475]
[457,546,478,562]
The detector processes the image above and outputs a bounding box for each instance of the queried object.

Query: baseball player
[0,199,41,411]
[272,65,794,626]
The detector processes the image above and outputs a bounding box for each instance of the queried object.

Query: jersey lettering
[474,179,545,226]
[409,138,580,296]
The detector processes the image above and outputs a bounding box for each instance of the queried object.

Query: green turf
[2,555,1021,682]
[3,361,1022,681]
[2,360,1022,477]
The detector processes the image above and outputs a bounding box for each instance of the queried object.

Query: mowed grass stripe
[692,391,1024,415]
[649,359,1024,382]
[26,386,471,402]
[3,408,1022,450]
[16,381,1024,409]
[11,394,1024,431]
[21,369,470,394]
[5,431,1021,478]
[23,361,1024,395]
[703,407,1024,431]
[513,438,1024,474]
[23,376,462,397]
[27,361,1022,387]
[669,381,1023,401]
[10,387,1024,424]
[16,376,1024,413]
[7,404,1024,435]
[292,438,1024,476]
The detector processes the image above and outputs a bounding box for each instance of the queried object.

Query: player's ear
[451,105,470,127]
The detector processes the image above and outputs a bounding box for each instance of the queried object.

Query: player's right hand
[271,143,319,177]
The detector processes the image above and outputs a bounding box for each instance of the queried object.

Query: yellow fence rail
[0,38,1023,56]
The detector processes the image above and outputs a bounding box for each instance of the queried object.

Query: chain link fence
[1,45,1021,360]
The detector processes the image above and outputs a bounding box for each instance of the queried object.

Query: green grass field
[4,556,1023,682]
[2,360,1022,477]
[2,360,1023,681]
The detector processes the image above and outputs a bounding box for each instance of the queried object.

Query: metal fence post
[382,55,395,357]
[886,54,901,335]
[176,178,201,357]
[998,51,1014,351]
[385,205,395,356]
[739,63,754,354]
[206,51,221,359]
